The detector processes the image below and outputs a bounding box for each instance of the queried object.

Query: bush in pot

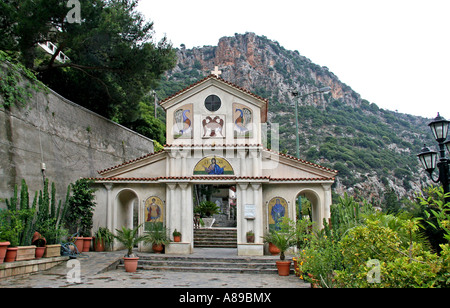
[172,229,182,242]
[146,222,170,253]
[66,179,96,251]
[263,217,296,276]
[114,223,147,272]
[94,227,114,251]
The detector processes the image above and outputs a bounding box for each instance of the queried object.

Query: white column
[250,149,258,177]
[322,184,332,227]
[237,182,248,243]
[103,183,113,231]
[238,150,247,176]
[166,184,177,232]
[252,183,262,243]
[178,183,189,236]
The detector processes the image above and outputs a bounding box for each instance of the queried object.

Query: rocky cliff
[158,32,435,207]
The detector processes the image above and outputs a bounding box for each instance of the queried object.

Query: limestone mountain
[156,32,435,207]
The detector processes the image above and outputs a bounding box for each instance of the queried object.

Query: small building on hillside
[91,73,337,256]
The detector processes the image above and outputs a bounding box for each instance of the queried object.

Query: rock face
[161,32,434,206]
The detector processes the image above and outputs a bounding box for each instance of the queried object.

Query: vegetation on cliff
[156,33,435,208]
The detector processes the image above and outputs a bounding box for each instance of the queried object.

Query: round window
[205,95,221,112]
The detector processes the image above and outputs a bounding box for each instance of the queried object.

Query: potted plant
[0,210,11,263]
[66,179,96,253]
[262,230,280,255]
[246,230,255,243]
[194,201,219,228]
[94,227,114,252]
[269,230,295,276]
[114,223,147,272]
[0,240,10,264]
[32,231,47,259]
[146,222,170,253]
[1,208,23,262]
[172,229,182,242]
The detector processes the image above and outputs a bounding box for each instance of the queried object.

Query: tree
[1,0,176,121]
[66,179,96,237]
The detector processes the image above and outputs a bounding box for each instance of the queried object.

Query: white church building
[91,72,337,256]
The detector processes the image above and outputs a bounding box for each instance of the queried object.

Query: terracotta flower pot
[152,244,164,254]
[0,241,10,264]
[123,257,139,272]
[82,237,92,252]
[5,247,18,262]
[35,246,46,259]
[94,238,105,252]
[276,260,291,276]
[268,242,280,255]
[173,235,181,243]
[73,237,84,253]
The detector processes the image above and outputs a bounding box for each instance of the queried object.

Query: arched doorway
[115,189,139,231]
[295,189,322,226]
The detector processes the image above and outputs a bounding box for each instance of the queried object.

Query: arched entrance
[295,189,322,226]
[115,188,139,232]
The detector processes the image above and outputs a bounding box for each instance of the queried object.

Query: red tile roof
[158,74,269,123]
[159,74,269,106]
[97,145,338,176]
[88,176,335,183]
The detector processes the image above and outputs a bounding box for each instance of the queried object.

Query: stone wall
[0,80,154,205]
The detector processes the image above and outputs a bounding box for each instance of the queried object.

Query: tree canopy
[1,0,176,123]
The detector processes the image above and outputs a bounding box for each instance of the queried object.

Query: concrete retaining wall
[0,70,154,204]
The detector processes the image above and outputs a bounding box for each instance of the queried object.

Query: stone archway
[115,188,139,232]
[295,189,322,226]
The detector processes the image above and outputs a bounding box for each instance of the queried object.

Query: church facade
[91,73,337,256]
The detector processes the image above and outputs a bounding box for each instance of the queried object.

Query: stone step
[119,255,291,274]
[194,228,237,248]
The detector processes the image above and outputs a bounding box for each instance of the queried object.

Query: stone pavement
[0,248,310,288]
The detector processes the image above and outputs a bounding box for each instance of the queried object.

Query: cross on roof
[211,66,222,77]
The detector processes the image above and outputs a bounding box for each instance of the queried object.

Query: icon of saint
[204,158,224,175]
[271,198,285,230]
[146,198,161,222]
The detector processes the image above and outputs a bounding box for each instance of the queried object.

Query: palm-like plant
[114,224,146,257]
[269,229,295,261]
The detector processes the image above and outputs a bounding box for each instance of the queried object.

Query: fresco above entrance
[193,156,234,175]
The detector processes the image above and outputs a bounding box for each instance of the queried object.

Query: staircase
[194,228,237,248]
[132,254,282,274]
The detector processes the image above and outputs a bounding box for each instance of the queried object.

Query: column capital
[237,182,249,190]
[167,183,177,190]
[103,183,113,191]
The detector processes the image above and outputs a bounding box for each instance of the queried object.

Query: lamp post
[291,86,331,158]
[291,86,331,218]
[417,113,450,204]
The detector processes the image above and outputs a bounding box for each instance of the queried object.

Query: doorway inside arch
[295,190,320,224]
[193,184,237,249]
[193,184,237,227]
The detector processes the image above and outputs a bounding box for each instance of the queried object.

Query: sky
[137,0,450,120]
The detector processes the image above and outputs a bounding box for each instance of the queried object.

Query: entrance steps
[132,254,283,274]
[194,228,237,248]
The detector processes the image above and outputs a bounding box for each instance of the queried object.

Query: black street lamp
[417,113,450,203]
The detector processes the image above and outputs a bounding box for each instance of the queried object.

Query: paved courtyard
[0,248,310,289]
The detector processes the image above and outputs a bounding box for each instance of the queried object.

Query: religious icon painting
[173,104,193,139]
[268,197,288,231]
[144,196,164,231]
[193,156,234,175]
[201,115,225,138]
[233,103,253,138]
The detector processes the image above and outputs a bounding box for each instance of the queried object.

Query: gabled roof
[96,145,338,181]
[159,74,269,122]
